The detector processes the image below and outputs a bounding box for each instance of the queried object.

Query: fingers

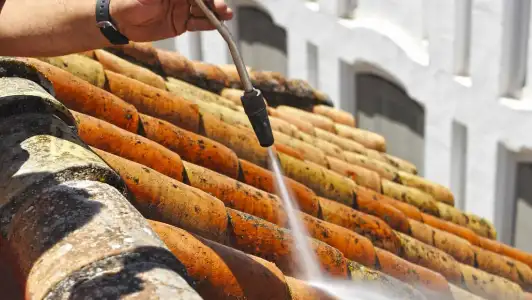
[186,0,234,32]
[189,0,233,20]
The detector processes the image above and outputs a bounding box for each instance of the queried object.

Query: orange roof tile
[1,43,531,300]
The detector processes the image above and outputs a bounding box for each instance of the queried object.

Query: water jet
[192,2,405,299]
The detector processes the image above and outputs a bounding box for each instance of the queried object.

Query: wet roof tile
[1,43,531,299]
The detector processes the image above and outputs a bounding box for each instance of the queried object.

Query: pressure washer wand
[192,0,275,147]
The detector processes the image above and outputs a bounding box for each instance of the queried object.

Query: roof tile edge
[0,58,203,300]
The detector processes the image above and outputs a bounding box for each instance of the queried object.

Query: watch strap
[95,0,130,45]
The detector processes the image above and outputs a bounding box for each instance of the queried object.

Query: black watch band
[96,0,130,45]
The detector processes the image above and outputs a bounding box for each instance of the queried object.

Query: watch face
[96,21,115,29]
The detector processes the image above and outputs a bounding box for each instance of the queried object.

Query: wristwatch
[95,0,130,45]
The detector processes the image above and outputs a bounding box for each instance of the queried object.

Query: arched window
[355,72,426,173]
[237,6,288,75]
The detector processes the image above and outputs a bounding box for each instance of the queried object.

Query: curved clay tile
[182,160,405,272]
[298,131,346,160]
[280,80,318,107]
[0,77,73,128]
[92,49,166,89]
[18,49,532,298]
[200,112,269,167]
[301,213,378,267]
[250,70,285,93]
[313,105,356,128]
[460,263,523,300]
[237,159,320,217]
[217,66,251,89]
[110,42,332,107]
[93,148,229,243]
[435,202,497,239]
[361,188,424,222]
[139,113,240,179]
[363,147,402,165]
[421,213,480,245]
[343,151,400,181]
[374,248,453,299]
[270,116,303,138]
[463,211,497,240]
[326,156,382,193]
[274,130,329,166]
[220,87,245,105]
[285,276,338,300]
[190,61,230,92]
[278,153,356,206]
[226,208,348,278]
[318,197,402,254]
[24,57,140,133]
[351,187,412,233]
[270,106,317,135]
[0,69,200,298]
[334,123,387,152]
[478,237,532,270]
[105,42,164,74]
[277,105,336,133]
[193,98,253,128]
[104,70,201,133]
[274,143,306,160]
[166,77,240,110]
[155,48,199,82]
[314,127,368,155]
[182,160,287,226]
[13,180,202,299]
[285,79,322,100]
[397,170,455,206]
[395,232,463,283]
[375,248,452,299]
[409,219,476,266]
[73,110,185,182]
[149,220,292,300]
[39,54,106,89]
[381,152,419,174]
[432,225,477,266]
[473,245,532,291]
[382,179,441,216]
[449,284,488,300]
[0,81,123,205]
[347,260,428,300]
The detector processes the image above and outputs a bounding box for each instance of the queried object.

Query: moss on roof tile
[4,48,532,300]
[0,64,201,299]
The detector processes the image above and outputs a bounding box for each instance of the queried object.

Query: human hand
[110,0,234,42]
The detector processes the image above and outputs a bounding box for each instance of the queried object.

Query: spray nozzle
[191,0,275,148]
[241,88,274,147]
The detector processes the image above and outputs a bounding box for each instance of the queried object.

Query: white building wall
[155,0,532,248]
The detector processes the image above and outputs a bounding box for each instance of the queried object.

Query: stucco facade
[154,0,532,250]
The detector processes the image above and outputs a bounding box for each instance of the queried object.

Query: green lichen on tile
[38,54,106,89]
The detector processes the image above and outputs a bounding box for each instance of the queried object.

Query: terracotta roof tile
[346,260,428,299]
[0,60,201,299]
[93,148,229,243]
[3,42,532,299]
[285,276,338,300]
[149,220,293,299]
[313,105,356,128]
[24,57,140,132]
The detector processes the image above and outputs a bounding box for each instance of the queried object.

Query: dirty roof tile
[1,42,532,300]
[0,63,201,299]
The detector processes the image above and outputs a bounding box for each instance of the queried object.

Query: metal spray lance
[191,0,275,147]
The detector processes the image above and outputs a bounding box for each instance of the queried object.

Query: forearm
[0,0,113,57]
